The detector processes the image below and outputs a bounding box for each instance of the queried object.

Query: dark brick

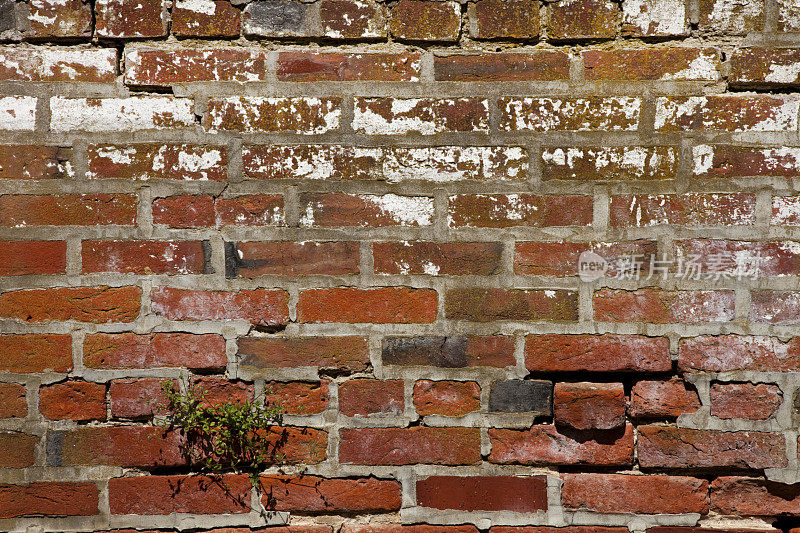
[489,380,552,414]
[243,0,315,37]
[382,336,515,368]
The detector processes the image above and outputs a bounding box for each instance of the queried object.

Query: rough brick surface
[562,474,709,514]
[554,382,626,430]
[39,381,106,421]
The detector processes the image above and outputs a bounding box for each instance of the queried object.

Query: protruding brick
[95,0,166,37]
[448,194,593,228]
[264,381,329,415]
[655,96,798,131]
[0,194,136,226]
[542,146,677,181]
[751,291,800,324]
[0,334,72,373]
[548,0,619,40]
[51,427,184,467]
[489,380,552,414]
[39,381,106,421]
[0,241,66,275]
[340,427,480,465]
[594,289,735,323]
[110,378,174,418]
[238,336,370,372]
[229,241,359,277]
[0,286,141,323]
[0,145,71,180]
[172,0,240,37]
[109,475,250,515]
[298,287,437,323]
[526,334,672,372]
[445,288,578,322]
[320,0,386,38]
[278,51,420,82]
[206,96,341,134]
[692,145,800,178]
[26,0,92,38]
[389,0,460,41]
[583,48,718,81]
[0,433,36,467]
[82,241,207,275]
[125,48,268,85]
[260,475,401,512]
[151,287,289,325]
[554,382,625,430]
[354,97,489,135]
[679,335,800,372]
[243,0,317,37]
[630,379,700,418]
[698,0,763,34]
[339,379,404,416]
[50,97,194,132]
[0,383,26,418]
[434,52,570,81]
[413,380,480,416]
[515,240,657,277]
[0,482,99,518]
[711,476,800,515]
[300,193,433,227]
[622,0,687,36]
[84,333,227,371]
[710,383,783,420]
[500,97,640,131]
[383,336,515,368]
[152,194,284,228]
[562,474,709,514]
[373,241,502,275]
[0,48,116,82]
[471,0,539,39]
[417,476,547,512]
[87,144,227,181]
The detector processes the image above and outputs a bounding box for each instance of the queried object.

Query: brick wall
[2,0,800,531]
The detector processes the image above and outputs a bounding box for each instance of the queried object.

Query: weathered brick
[26,0,92,38]
[300,193,433,227]
[679,335,800,372]
[190,377,253,408]
[773,196,800,226]
[373,241,502,275]
[471,0,539,39]
[385,146,528,181]
[152,194,284,228]
[542,146,677,181]
[339,379,404,416]
[630,379,700,418]
[390,0,460,41]
[493,528,628,533]
[0,334,72,373]
[109,475,250,515]
[621,0,687,36]
[238,336,370,372]
[445,288,578,322]
[50,97,195,132]
[0,241,66,275]
[260,475,401,512]
[264,381,329,415]
[256,427,328,464]
[344,527,478,533]
[110,378,174,418]
[448,194,593,228]
[0,482,99,518]
[298,287,437,323]
[413,380,481,416]
[278,51,420,82]
[711,476,800,515]
[51,427,184,467]
[489,424,634,466]
[39,381,106,421]
[0,48,116,82]
[354,97,489,134]
[0,145,71,180]
[674,239,800,277]
[655,96,799,131]
[730,48,800,87]
[526,334,672,372]
[206,97,341,134]
[229,241,359,277]
[562,474,709,514]
[554,382,625,430]
[751,291,800,324]
[548,0,619,40]
[489,380,552,414]
[340,427,480,465]
[320,0,386,38]
[0,286,141,323]
[515,240,657,276]
[84,333,227,370]
[0,433,36,467]
[243,0,316,37]
[172,0,240,37]
[0,383,27,418]
[87,144,227,181]
[779,0,800,31]
[383,336,515,367]
[125,48,268,85]
[594,289,735,323]
[0,96,36,131]
[692,145,800,178]
[611,193,755,227]
[710,383,782,420]
[417,476,547,512]
[583,48,718,81]
[638,426,788,469]
[434,52,570,81]
[151,287,289,325]
[500,97,641,131]
[95,0,166,37]
[82,241,207,275]
[0,194,136,226]
[243,144,380,180]
[698,0,763,34]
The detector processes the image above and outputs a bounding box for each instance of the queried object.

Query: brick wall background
[2,0,800,531]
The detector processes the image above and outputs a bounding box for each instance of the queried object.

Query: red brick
[126,48,268,85]
[679,335,800,372]
[594,289,735,324]
[111,378,174,418]
[320,0,387,38]
[731,48,800,87]
[277,51,420,81]
[298,287,437,324]
[82,241,206,275]
[172,0,240,37]
[383,336,515,368]
[390,0,460,41]
[526,334,672,372]
[85,333,226,371]
[445,288,578,322]
[648,528,777,533]
[434,52,570,81]
[0,334,72,373]
[242,144,380,180]
[0,383,26,418]
[562,474,709,514]
[26,0,92,38]
[264,381,329,415]
[343,527,478,533]
[773,196,800,226]
[656,96,798,131]
[260,475,401,512]
[229,241,359,277]
[0,145,71,180]
[339,379,404,416]
[353,97,489,134]
[416,476,547,512]
[637,426,788,469]
[39,381,106,421]
[610,193,756,227]
[514,240,657,276]
[0,241,66,275]
[0,433,36,467]
[674,239,800,277]
[153,194,284,228]
[190,377,253,408]
[95,0,166,38]
[751,291,800,324]
[542,146,677,181]
[693,144,800,179]
[554,382,625,430]
[300,193,433,227]
[488,424,634,466]
[0,482,99,518]
[413,380,480,416]
[584,48,719,81]
[780,0,800,32]
[492,528,628,533]
[621,0,687,36]
[448,195,593,228]
[699,0,763,34]
[109,474,250,515]
[549,0,619,40]
[710,383,782,420]
[630,379,700,418]
[0,48,116,82]
[0,286,141,323]
[87,144,227,181]
[257,426,328,464]
[151,287,289,325]
[0,194,136,226]
[54,427,184,467]
[340,427,480,465]
[206,96,341,134]
[373,241,502,275]
[711,476,800,516]
[471,0,538,39]
[238,336,370,372]
[501,97,640,131]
